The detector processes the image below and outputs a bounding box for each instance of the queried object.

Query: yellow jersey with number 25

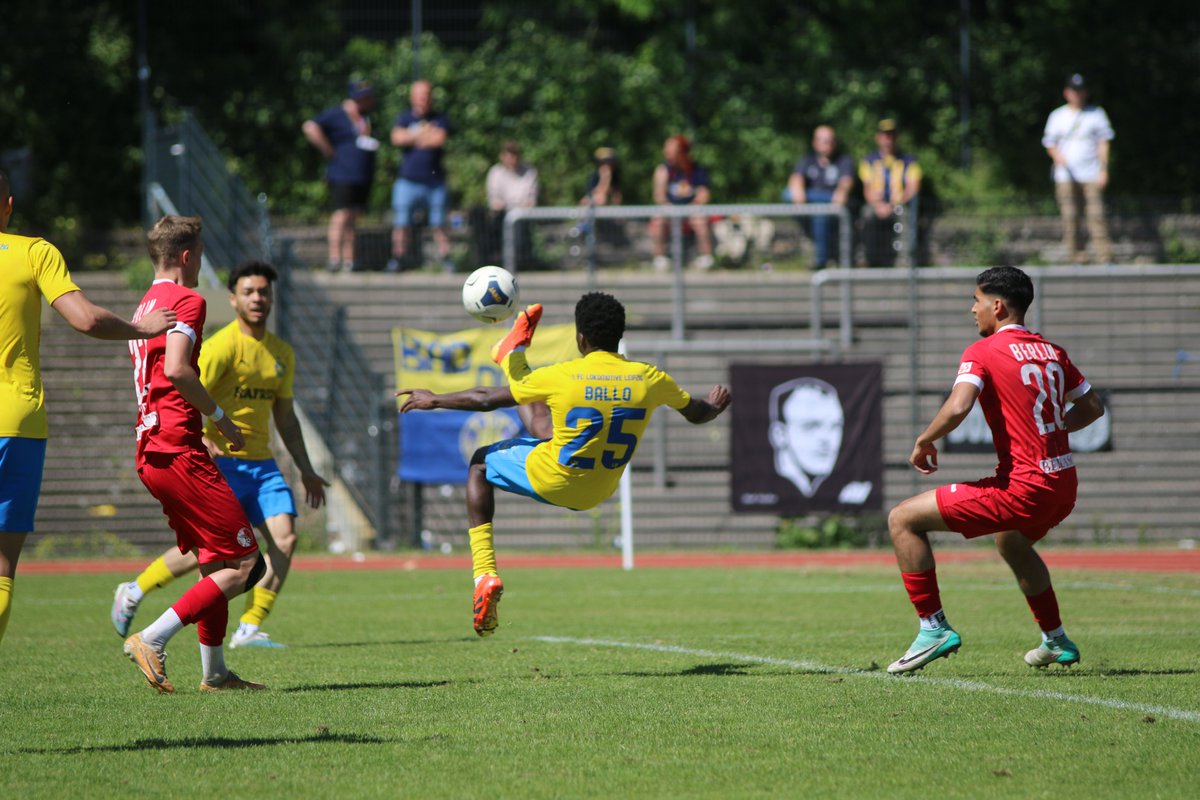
[506,349,690,510]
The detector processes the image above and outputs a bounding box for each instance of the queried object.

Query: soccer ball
[462,265,519,324]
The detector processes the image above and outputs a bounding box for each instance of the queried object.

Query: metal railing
[504,203,854,339]
[275,246,398,546]
[144,110,270,271]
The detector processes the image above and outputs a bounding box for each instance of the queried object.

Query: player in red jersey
[122,215,267,693]
[886,266,1105,674]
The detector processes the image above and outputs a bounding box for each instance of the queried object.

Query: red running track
[18,549,1200,575]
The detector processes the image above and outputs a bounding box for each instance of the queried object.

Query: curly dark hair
[575,292,625,351]
[976,265,1034,315]
[227,260,279,292]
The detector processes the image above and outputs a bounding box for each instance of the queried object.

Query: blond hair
[147,215,203,267]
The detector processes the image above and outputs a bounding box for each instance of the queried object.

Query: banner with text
[393,324,578,484]
[731,362,884,514]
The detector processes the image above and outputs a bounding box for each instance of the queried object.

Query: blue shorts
[482,437,555,506]
[392,178,448,227]
[215,457,297,528]
[0,437,47,533]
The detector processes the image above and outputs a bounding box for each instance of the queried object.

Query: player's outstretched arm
[51,290,176,340]
[397,386,517,414]
[1064,388,1105,432]
[677,384,731,425]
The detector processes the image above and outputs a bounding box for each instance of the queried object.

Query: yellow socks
[502,351,532,382]
[136,556,177,594]
[240,587,278,627]
[468,523,498,580]
[0,576,13,644]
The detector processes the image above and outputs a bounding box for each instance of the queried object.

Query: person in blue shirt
[386,80,453,273]
[302,80,379,272]
[786,125,855,269]
[649,135,714,271]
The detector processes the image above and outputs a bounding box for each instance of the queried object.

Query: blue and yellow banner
[393,323,578,484]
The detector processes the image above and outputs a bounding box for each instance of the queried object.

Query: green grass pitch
[2,560,1198,799]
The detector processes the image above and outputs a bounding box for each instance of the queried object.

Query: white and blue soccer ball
[461,265,519,324]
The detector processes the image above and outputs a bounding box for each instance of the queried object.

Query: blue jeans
[804,188,838,268]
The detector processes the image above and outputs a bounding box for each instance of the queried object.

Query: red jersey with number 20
[129,280,207,458]
[953,324,1091,492]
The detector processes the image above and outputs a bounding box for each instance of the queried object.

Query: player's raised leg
[887,490,962,674]
[491,303,542,364]
[995,530,1080,668]
[111,546,198,636]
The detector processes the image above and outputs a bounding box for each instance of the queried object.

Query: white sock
[125,582,145,602]
[1042,625,1066,642]
[200,644,228,684]
[140,609,183,650]
[919,609,948,630]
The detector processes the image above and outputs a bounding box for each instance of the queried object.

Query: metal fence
[144,110,271,272]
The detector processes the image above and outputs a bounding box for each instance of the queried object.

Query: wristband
[207,407,226,423]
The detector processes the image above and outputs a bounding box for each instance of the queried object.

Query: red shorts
[935,476,1076,542]
[137,449,258,564]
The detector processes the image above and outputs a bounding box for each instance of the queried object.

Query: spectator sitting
[581,147,622,207]
[301,79,379,272]
[859,119,922,267]
[786,125,855,269]
[649,135,714,271]
[387,80,453,273]
[478,140,538,266]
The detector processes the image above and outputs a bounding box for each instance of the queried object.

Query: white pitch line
[532,636,1200,724]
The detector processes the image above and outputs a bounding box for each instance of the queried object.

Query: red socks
[901,568,942,618]
[1024,585,1062,633]
[172,576,230,646]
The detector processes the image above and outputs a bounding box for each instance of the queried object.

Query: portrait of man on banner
[731,362,883,513]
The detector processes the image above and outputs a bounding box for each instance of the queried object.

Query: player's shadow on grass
[291,638,448,650]
[620,662,764,678]
[18,732,390,755]
[280,679,464,693]
[1037,667,1199,678]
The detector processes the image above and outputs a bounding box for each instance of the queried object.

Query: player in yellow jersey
[0,168,175,647]
[398,292,731,636]
[111,260,328,647]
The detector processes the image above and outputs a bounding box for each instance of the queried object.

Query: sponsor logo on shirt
[957,362,973,375]
[1039,454,1075,474]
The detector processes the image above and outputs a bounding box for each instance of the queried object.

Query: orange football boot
[490,304,543,364]
[473,574,504,637]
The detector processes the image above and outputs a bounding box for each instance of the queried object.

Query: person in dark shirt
[787,125,855,269]
[302,80,379,272]
[386,80,453,273]
[649,135,714,271]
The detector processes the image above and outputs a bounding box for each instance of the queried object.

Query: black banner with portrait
[731,363,884,513]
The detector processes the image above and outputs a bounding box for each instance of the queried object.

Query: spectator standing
[1043,74,1115,264]
[859,119,922,267]
[477,141,538,266]
[387,80,453,273]
[581,147,622,207]
[787,125,855,268]
[301,79,379,273]
[649,135,714,271]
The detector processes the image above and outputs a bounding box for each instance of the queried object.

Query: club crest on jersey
[275,360,285,377]
[236,527,254,548]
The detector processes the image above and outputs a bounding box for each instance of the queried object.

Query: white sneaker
[692,254,715,271]
[652,255,672,272]
[111,582,141,637]
[229,629,287,649]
